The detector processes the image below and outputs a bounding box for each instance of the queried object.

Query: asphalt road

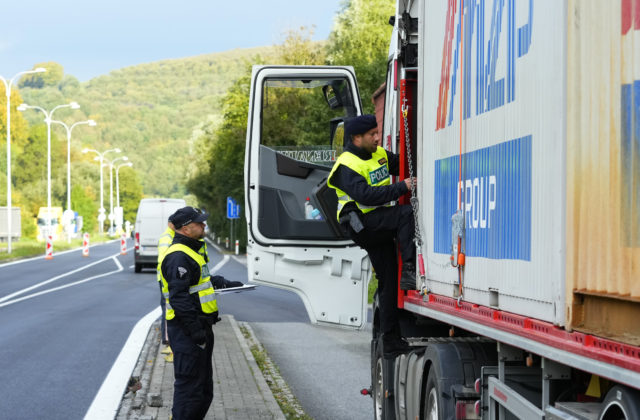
[0,240,157,420]
[0,238,374,420]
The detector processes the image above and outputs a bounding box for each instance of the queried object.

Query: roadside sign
[227,197,240,219]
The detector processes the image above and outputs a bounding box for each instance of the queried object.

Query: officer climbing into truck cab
[327,114,416,357]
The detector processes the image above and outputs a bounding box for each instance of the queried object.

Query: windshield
[261,77,356,168]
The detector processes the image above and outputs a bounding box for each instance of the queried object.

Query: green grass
[0,235,116,262]
[239,324,312,420]
[368,272,378,304]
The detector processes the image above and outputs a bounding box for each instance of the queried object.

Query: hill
[19,46,275,197]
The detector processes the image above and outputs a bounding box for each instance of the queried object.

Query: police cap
[169,206,209,229]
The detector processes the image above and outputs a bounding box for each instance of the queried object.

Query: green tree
[0,86,30,200]
[19,62,65,89]
[71,184,98,233]
[327,0,395,113]
[117,166,143,224]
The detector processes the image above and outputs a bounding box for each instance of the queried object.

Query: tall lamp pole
[116,162,133,208]
[18,101,80,241]
[115,162,132,233]
[52,119,96,242]
[0,67,46,253]
[105,156,127,234]
[82,148,120,234]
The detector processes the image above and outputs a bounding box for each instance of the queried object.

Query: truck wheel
[599,385,640,420]
[134,263,142,273]
[424,369,441,420]
[372,336,386,420]
[372,336,395,420]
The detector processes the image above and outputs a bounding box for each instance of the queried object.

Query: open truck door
[244,66,371,329]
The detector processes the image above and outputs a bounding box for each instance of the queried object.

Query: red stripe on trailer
[404,292,640,374]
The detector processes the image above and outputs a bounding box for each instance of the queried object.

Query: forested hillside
[2,0,394,241]
[18,47,275,197]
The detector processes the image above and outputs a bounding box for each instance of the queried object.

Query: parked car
[133,198,185,273]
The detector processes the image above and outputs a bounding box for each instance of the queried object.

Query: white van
[133,198,186,273]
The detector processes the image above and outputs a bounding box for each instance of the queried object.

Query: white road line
[0,252,123,303]
[0,239,121,268]
[0,260,122,309]
[211,255,230,272]
[84,306,161,420]
[204,237,246,266]
[128,265,134,269]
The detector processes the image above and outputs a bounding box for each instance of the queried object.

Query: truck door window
[256,77,357,240]
[261,78,357,167]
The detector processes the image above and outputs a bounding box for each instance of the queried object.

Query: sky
[1,0,345,82]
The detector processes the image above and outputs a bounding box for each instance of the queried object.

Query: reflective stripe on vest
[327,147,392,220]
[160,243,217,320]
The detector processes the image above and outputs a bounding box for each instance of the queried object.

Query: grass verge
[239,324,313,420]
[368,272,378,304]
[0,235,117,263]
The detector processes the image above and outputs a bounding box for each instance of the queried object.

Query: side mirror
[329,118,345,156]
[323,85,343,110]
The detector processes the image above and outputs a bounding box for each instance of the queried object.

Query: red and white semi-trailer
[243,0,640,418]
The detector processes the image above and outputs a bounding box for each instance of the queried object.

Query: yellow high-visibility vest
[156,228,175,283]
[157,229,207,282]
[327,146,392,220]
[160,243,218,320]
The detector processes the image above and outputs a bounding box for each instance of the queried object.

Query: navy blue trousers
[167,320,214,420]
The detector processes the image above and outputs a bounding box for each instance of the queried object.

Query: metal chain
[401,100,422,249]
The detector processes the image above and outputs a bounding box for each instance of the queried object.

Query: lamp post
[106,156,127,234]
[116,162,132,208]
[18,101,80,242]
[0,67,46,253]
[82,148,120,234]
[52,119,96,242]
[115,162,132,232]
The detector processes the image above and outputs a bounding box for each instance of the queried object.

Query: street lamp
[18,100,80,242]
[105,156,127,234]
[0,67,46,253]
[115,162,133,232]
[116,162,133,208]
[82,147,120,234]
[52,118,96,242]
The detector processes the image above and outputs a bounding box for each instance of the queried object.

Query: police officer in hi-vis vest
[327,114,416,357]
[161,206,242,419]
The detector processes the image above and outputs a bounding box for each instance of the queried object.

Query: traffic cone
[45,235,53,260]
[120,233,127,255]
[82,233,90,257]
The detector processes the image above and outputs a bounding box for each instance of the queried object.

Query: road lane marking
[205,237,246,266]
[84,306,161,420]
[211,255,230,272]
[0,257,123,309]
[0,239,122,268]
[0,252,123,303]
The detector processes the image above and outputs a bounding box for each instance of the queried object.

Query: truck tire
[599,385,640,420]
[424,368,441,420]
[371,336,396,420]
[134,263,142,273]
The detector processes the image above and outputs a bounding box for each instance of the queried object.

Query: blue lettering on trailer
[433,135,532,260]
[438,0,533,129]
[621,80,640,247]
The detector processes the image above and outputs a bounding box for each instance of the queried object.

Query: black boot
[400,262,416,290]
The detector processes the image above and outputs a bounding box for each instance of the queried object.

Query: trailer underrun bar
[404,292,640,390]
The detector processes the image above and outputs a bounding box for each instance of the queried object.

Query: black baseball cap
[169,206,209,229]
[344,114,378,140]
